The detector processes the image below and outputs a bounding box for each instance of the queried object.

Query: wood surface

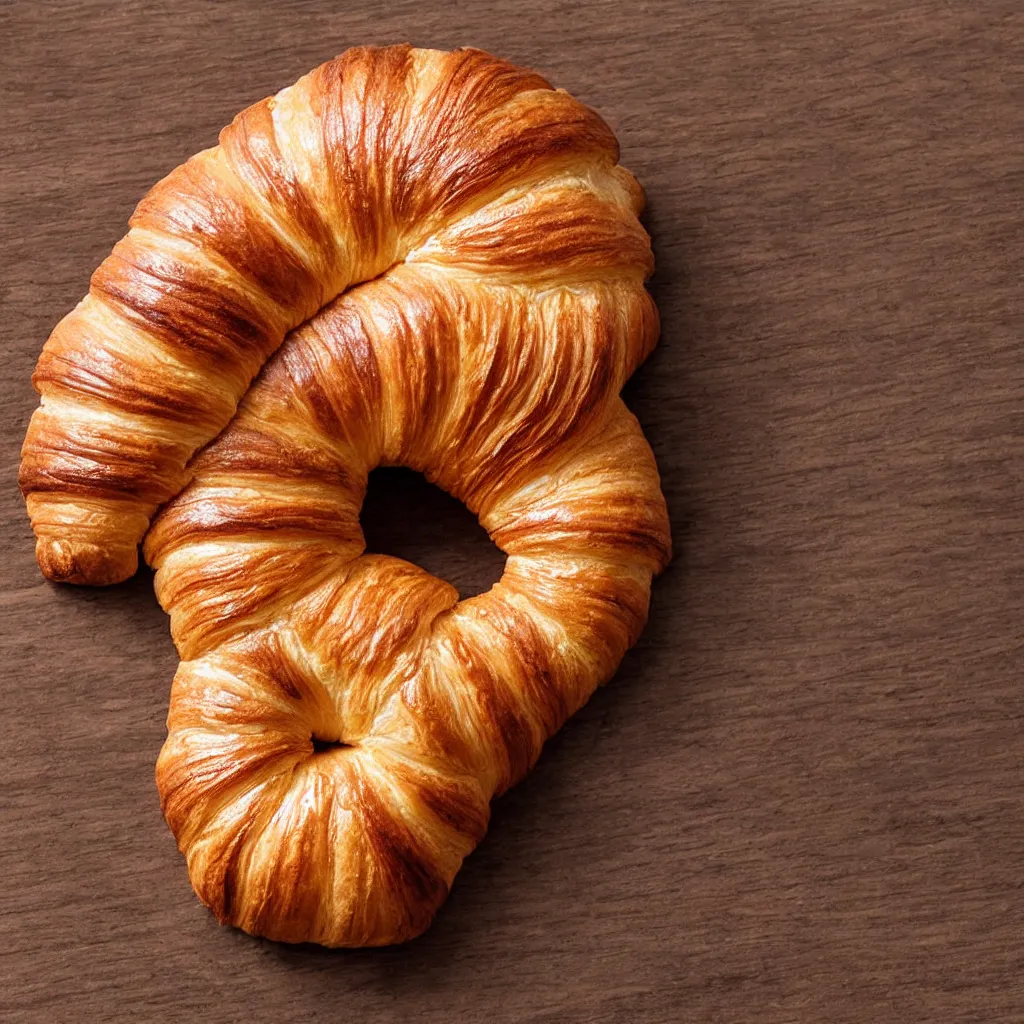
[1,1,1021,1021]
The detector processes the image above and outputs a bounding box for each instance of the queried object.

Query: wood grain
[1,1,1021,1021]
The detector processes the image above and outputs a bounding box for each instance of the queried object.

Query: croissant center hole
[360,467,506,599]
[311,735,352,755]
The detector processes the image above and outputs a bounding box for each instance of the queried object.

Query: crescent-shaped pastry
[20,45,671,946]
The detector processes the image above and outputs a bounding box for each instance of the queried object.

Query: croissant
[20,45,671,946]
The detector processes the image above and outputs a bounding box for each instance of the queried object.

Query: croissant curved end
[35,536,138,586]
[23,44,671,946]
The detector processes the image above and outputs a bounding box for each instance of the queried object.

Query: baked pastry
[21,45,671,945]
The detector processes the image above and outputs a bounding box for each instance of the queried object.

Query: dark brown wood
[2,1,1022,1020]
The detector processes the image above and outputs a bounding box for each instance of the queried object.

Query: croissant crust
[20,45,671,946]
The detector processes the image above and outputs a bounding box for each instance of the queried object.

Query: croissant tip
[36,537,138,587]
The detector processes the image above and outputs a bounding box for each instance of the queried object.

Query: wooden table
[2,2,1021,1021]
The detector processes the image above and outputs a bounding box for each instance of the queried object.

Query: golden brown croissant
[20,45,671,946]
